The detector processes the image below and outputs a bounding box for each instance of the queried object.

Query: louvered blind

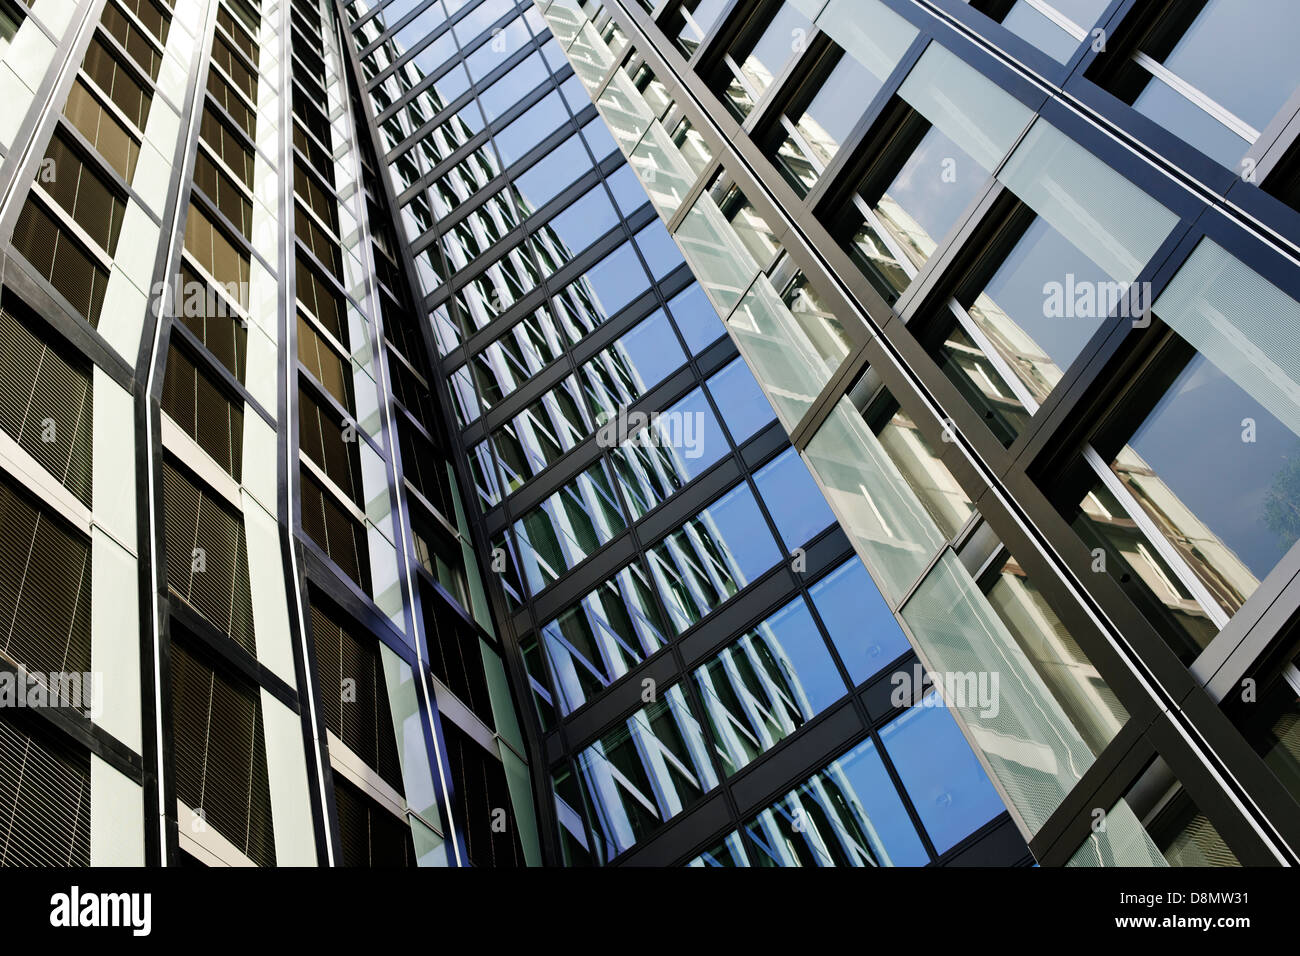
[309,599,402,789]
[0,302,93,505]
[333,775,413,868]
[300,469,370,592]
[162,460,256,654]
[422,590,493,729]
[169,640,275,866]
[11,200,110,327]
[176,262,248,382]
[0,716,90,866]
[299,385,360,504]
[161,342,243,479]
[442,721,523,868]
[0,476,92,686]
[297,312,353,412]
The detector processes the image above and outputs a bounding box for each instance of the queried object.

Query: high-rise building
[0,0,541,867]
[513,0,1300,867]
[1,0,1297,871]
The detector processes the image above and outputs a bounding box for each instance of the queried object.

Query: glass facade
[533,0,1300,868]
[1,0,1297,873]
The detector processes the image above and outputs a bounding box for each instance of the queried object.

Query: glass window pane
[693,597,847,776]
[879,693,1005,854]
[809,558,911,684]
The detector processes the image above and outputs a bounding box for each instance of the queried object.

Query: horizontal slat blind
[170,640,275,866]
[0,476,92,688]
[162,460,256,654]
[0,716,91,866]
[0,303,93,504]
[309,599,402,789]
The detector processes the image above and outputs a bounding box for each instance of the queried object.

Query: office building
[2,0,1298,869]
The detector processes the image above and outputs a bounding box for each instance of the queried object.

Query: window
[878,698,1005,853]
[0,300,93,504]
[824,44,1031,304]
[10,200,110,326]
[0,716,90,866]
[162,459,256,653]
[300,468,371,591]
[100,0,164,81]
[767,40,897,195]
[693,597,847,775]
[754,448,835,550]
[809,558,910,684]
[298,312,353,411]
[920,118,1178,446]
[170,639,276,866]
[512,463,626,592]
[82,34,153,131]
[421,586,494,724]
[667,0,728,57]
[1090,0,1300,168]
[711,2,812,119]
[309,597,403,787]
[63,79,141,183]
[575,685,717,860]
[969,0,1109,63]
[648,481,781,633]
[743,733,928,866]
[39,132,126,256]
[161,343,243,477]
[176,262,248,382]
[608,387,728,520]
[185,203,250,306]
[333,776,415,867]
[208,67,255,138]
[194,149,253,238]
[532,562,670,715]
[0,473,92,682]
[296,253,344,340]
[1068,758,1240,866]
[1061,238,1300,662]
[442,721,524,867]
[298,385,361,503]
[706,358,777,445]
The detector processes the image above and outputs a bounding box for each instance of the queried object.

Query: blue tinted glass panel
[668,284,724,354]
[544,185,619,257]
[880,698,1004,854]
[495,91,568,164]
[754,449,835,550]
[809,559,910,684]
[707,358,777,444]
[606,163,650,216]
[513,134,592,213]
[634,220,685,280]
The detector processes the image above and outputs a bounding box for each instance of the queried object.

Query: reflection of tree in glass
[1263,441,1300,552]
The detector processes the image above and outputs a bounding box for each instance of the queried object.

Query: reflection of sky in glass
[880,697,1004,854]
[1155,0,1300,131]
[707,358,777,444]
[1133,77,1249,167]
[1124,350,1299,580]
[800,54,881,162]
[755,449,835,550]
[809,559,910,684]
[979,216,1110,372]
[880,126,984,258]
[1000,2,1077,62]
